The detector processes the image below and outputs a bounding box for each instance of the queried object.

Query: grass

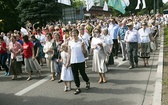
[162,26,168,105]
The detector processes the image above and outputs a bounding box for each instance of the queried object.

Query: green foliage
[163,2,168,10]
[71,0,83,9]
[0,0,20,32]
[16,0,62,27]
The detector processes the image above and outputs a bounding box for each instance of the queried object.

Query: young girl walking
[60,43,74,92]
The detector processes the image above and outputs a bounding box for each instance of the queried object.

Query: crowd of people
[0,14,166,95]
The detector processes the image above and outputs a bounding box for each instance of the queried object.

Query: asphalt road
[0,43,160,105]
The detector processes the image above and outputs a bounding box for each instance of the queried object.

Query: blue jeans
[0,53,9,72]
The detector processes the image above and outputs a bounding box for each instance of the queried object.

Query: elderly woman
[138,22,153,66]
[91,28,107,83]
[9,35,23,80]
[43,33,55,81]
[51,32,62,82]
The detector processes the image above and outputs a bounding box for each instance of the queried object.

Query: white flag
[142,0,146,9]
[123,0,130,6]
[58,0,71,5]
[103,1,108,11]
[135,0,141,9]
[86,0,94,11]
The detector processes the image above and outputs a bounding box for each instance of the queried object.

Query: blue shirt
[17,39,23,46]
[118,26,128,40]
[109,24,119,40]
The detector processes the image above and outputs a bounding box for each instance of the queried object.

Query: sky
[163,0,168,3]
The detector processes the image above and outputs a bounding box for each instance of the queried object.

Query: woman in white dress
[60,43,74,92]
[43,33,55,80]
[91,28,107,83]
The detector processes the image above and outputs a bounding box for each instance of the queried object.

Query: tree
[16,0,62,27]
[0,0,20,32]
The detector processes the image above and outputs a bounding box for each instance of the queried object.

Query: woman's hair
[22,35,29,42]
[61,43,68,52]
[53,32,60,39]
[94,28,101,33]
[46,33,52,39]
[11,35,17,40]
[30,35,36,39]
[72,28,79,35]
[103,28,108,35]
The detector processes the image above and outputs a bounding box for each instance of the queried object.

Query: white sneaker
[67,87,71,91]
[64,86,68,92]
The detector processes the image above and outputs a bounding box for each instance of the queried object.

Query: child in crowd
[60,43,74,92]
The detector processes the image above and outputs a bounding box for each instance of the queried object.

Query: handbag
[16,55,23,62]
[105,55,109,64]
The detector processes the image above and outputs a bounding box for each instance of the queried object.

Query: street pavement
[0,40,160,105]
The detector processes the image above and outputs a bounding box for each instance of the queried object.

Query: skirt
[139,42,150,58]
[24,58,42,73]
[10,59,22,75]
[60,65,74,81]
[92,49,107,73]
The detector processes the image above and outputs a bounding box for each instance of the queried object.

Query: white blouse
[43,40,53,59]
[138,28,151,43]
[68,40,85,64]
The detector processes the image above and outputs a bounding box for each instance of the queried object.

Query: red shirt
[59,28,63,42]
[0,41,7,54]
[23,41,34,58]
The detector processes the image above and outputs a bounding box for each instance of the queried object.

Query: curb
[152,32,164,105]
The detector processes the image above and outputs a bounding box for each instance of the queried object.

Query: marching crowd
[0,14,166,94]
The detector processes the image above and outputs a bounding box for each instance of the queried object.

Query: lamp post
[154,0,156,14]
[156,0,159,13]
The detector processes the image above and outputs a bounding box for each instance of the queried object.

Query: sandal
[27,77,31,81]
[86,82,90,90]
[74,88,81,95]
[58,80,63,83]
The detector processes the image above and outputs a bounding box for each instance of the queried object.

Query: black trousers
[71,62,89,87]
[112,39,119,57]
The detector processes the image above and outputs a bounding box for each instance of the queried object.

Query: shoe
[64,86,68,92]
[103,79,107,83]
[135,63,138,67]
[58,80,63,83]
[129,66,134,69]
[67,87,71,91]
[86,82,90,90]
[74,88,81,95]
[12,75,17,80]
[5,72,9,76]
[51,77,55,81]
[27,77,31,81]
[122,58,126,61]
[98,80,103,84]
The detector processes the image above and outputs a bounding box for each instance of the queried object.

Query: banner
[58,0,71,5]
[86,0,94,11]
[108,0,127,14]
[103,1,108,11]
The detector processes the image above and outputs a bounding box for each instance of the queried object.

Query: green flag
[108,0,126,14]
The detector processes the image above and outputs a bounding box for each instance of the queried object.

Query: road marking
[115,57,128,67]
[15,75,51,96]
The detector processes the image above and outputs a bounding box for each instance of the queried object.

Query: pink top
[9,41,22,59]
